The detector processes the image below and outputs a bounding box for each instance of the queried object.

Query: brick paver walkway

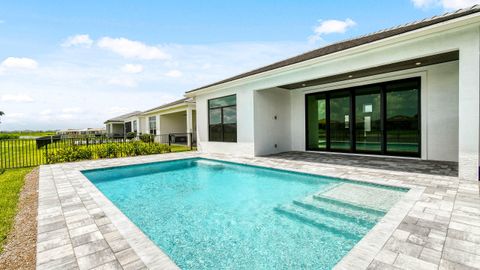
[36,151,479,269]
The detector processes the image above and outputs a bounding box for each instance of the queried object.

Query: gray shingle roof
[104,111,142,123]
[142,98,192,114]
[186,5,480,93]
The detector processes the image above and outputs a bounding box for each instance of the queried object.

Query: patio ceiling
[278,50,459,90]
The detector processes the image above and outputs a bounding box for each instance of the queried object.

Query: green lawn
[0,168,32,254]
[0,131,56,137]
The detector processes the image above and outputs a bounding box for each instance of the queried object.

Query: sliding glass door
[355,86,381,153]
[386,80,420,155]
[305,77,420,157]
[330,91,351,151]
[306,94,327,150]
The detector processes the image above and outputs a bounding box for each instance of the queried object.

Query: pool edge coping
[36,152,440,270]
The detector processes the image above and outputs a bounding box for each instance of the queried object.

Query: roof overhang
[279,51,459,90]
[141,101,194,116]
[104,121,125,124]
[185,10,480,97]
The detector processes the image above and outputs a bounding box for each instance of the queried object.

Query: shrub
[45,141,171,164]
[126,132,137,139]
[46,146,93,163]
[0,134,20,140]
[97,143,121,159]
[139,134,154,143]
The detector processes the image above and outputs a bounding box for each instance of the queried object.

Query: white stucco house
[104,98,196,146]
[104,111,142,137]
[184,6,480,181]
[140,98,196,146]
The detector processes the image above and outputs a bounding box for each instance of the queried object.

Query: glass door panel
[329,91,351,151]
[355,87,381,152]
[306,94,327,150]
[386,80,420,156]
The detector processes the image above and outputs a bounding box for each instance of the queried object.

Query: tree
[0,111,4,130]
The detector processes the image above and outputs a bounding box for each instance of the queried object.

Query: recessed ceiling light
[301,83,307,87]
[348,75,353,78]
[416,62,422,66]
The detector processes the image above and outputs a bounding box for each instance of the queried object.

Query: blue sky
[0,0,477,130]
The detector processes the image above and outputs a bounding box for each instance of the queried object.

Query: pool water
[83,158,407,270]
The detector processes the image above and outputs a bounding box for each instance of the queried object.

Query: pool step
[292,197,379,228]
[274,204,369,240]
[312,194,387,217]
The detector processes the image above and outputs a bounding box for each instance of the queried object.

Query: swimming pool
[82,158,407,269]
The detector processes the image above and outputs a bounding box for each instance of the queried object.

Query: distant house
[57,128,106,136]
[104,98,196,145]
[104,111,142,138]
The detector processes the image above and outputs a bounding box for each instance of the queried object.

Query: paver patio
[36,151,480,269]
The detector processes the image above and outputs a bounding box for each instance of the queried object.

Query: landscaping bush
[0,134,20,140]
[139,134,154,143]
[45,141,171,164]
[97,143,121,159]
[46,146,93,163]
[126,132,137,139]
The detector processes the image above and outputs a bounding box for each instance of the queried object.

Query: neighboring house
[57,128,106,136]
[104,111,142,137]
[184,6,480,181]
[103,98,196,145]
[141,98,196,146]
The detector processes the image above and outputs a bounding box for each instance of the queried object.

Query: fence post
[168,134,171,146]
[45,143,49,164]
[189,133,192,150]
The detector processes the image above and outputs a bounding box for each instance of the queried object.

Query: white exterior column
[458,31,480,181]
[156,114,161,135]
[186,107,193,147]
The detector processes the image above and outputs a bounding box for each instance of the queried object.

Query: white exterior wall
[159,112,187,134]
[289,61,459,162]
[254,88,292,156]
[192,22,480,179]
[196,88,255,156]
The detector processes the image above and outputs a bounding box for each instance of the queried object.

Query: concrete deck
[36,152,480,269]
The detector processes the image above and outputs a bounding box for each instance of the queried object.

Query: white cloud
[164,69,183,78]
[1,57,38,70]
[0,40,309,130]
[62,107,82,113]
[107,106,131,115]
[62,34,93,48]
[1,94,34,102]
[309,18,356,43]
[107,77,137,87]
[97,37,170,60]
[121,64,144,74]
[40,109,52,115]
[411,0,480,9]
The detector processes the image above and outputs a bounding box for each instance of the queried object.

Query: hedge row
[0,134,20,140]
[46,141,171,164]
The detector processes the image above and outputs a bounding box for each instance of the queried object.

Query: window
[306,77,420,157]
[208,95,237,142]
[125,122,132,133]
[133,120,137,133]
[149,116,157,135]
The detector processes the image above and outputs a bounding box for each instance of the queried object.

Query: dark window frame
[148,116,157,135]
[208,94,237,142]
[305,77,421,158]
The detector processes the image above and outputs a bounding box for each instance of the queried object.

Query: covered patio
[141,98,196,146]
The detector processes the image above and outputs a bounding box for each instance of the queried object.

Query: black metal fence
[0,133,196,169]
